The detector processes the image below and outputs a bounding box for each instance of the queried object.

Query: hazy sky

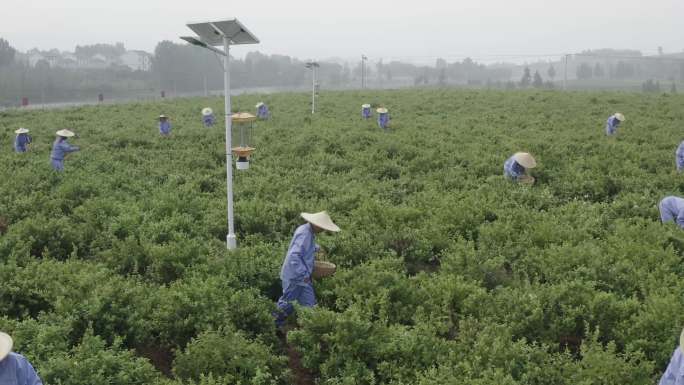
[2,0,683,63]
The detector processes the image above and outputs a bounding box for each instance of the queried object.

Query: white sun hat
[0,332,12,361]
[513,152,537,169]
[256,102,264,108]
[301,211,341,232]
[202,107,213,116]
[362,104,371,108]
[159,114,167,119]
[15,128,29,134]
[614,113,625,122]
[56,129,75,137]
[376,108,388,114]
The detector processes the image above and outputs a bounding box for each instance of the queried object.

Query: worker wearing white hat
[659,196,684,229]
[50,129,80,172]
[504,152,537,185]
[202,108,215,127]
[158,115,171,136]
[0,331,44,385]
[13,128,32,153]
[256,102,269,120]
[274,211,340,328]
[605,112,625,136]
[361,104,372,119]
[658,328,684,384]
[377,107,390,130]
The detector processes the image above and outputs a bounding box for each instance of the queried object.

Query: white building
[119,50,152,71]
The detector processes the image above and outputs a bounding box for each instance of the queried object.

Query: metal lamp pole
[181,18,259,250]
[306,61,319,114]
[312,64,316,114]
[222,37,237,250]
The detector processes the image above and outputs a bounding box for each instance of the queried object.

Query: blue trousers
[274,280,316,327]
[51,158,64,172]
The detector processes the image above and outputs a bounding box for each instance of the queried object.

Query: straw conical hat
[56,129,75,137]
[362,104,371,108]
[614,113,625,122]
[256,102,264,108]
[301,211,340,232]
[0,332,12,361]
[202,107,213,116]
[15,128,29,134]
[376,108,388,114]
[513,152,537,169]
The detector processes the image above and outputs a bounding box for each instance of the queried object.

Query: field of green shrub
[1,88,684,384]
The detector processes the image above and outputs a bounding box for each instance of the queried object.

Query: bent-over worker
[605,112,625,136]
[675,141,684,172]
[659,196,684,229]
[274,211,340,328]
[658,328,684,385]
[504,152,537,184]
[0,331,43,385]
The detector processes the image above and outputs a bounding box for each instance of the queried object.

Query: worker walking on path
[504,152,537,185]
[0,331,43,385]
[659,196,684,229]
[605,113,625,136]
[159,115,171,137]
[658,328,684,384]
[13,128,32,153]
[273,211,340,328]
[50,130,80,172]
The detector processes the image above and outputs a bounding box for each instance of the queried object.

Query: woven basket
[313,261,336,279]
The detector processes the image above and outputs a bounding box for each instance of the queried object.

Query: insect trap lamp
[231,112,257,170]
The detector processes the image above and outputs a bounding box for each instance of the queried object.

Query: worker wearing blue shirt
[675,141,684,171]
[504,152,537,184]
[50,130,80,172]
[605,113,625,136]
[256,102,270,120]
[0,332,43,385]
[159,115,171,136]
[202,108,215,127]
[14,128,32,153]
[361,104,372,119]
[659,196,684,229]
[377,107,390,130]
[659,329,684,385]
[274,211,340,328]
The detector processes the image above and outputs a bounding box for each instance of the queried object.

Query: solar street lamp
[181,18,259,250]
[305,61,319,114]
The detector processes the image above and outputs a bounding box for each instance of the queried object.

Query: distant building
[119,50,152,71]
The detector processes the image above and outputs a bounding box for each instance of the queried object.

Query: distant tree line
[0,38,683,106]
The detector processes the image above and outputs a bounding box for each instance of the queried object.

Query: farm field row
[1,89,684,384]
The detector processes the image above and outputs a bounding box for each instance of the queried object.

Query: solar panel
[186,18,259,46]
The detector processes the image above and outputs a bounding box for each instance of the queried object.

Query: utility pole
[563,54,570,91]
[305,61,319,114]
[361,55,368,89]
